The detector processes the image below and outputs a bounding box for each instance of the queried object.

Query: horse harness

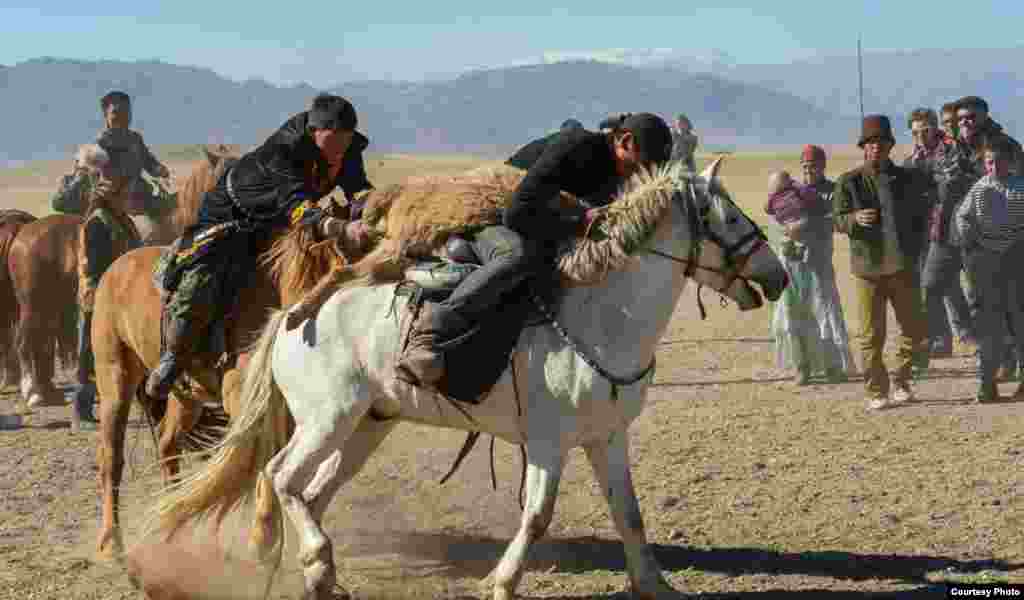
[532,176,768,394]
[438,175,768,506]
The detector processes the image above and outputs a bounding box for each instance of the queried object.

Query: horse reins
[646,179,768,319]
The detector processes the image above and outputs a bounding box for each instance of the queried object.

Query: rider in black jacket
[396,112,673,390]
[145,94,375,402]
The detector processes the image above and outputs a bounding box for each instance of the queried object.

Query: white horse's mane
[556,162,685,285]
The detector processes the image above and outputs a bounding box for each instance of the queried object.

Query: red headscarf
[801,144,826,163]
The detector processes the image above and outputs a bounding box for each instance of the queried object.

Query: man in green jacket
[833,115,933,410]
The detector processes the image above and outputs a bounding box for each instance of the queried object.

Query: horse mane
[555,163,678,285]
[260,221,350,307]
[168,145,239,235]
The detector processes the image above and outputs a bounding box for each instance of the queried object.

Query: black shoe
[974,383,999,404]
[930,340,953,358]
[71,382,98,431]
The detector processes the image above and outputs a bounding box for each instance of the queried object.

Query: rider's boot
[144,313,191,402]
[395,303,471,391]
[71,311,98,432]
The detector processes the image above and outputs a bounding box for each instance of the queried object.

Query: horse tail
[149,309,291,539]
[0,210,36,386]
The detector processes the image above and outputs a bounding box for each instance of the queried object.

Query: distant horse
[151,159,789,599]
[0,209,37,389]
[5,146,234,409]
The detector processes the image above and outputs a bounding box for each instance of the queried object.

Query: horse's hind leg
[584,432,677,599]
[94,337,145,560]
[15,304,38,406]
[488,441,566,600]
[248,413,396,563]
[265,375,374,600]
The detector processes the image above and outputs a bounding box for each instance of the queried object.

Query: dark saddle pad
[397,236,553,404]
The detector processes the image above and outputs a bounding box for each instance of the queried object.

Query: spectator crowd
[763,95,1024,409]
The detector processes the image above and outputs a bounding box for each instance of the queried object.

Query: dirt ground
[3,149,1023,599]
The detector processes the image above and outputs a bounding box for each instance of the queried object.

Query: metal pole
[858,36,865,119]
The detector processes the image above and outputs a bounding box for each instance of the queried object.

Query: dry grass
[2,146,1021,599]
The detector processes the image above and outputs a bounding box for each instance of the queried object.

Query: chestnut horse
[4,147,235,410]
[93,177,345,560]
[0,209,37,390]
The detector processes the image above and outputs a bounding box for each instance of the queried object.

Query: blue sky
[2,1,1022,87]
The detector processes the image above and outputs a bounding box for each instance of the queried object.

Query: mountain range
[1,49,1021,164]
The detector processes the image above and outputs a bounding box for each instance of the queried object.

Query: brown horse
[4,147,235,410]
[0,209,37,390]
[7,214,85,407]
[93,184,344,560]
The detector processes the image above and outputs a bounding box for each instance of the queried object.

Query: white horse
[151,158,788,599]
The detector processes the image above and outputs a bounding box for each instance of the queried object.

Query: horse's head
[163,145,241,237]
[668,156,787,310]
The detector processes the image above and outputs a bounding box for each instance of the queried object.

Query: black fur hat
[308,93,357,131]
[100,91,131,111]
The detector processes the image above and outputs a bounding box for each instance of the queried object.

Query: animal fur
[284,163,678,329]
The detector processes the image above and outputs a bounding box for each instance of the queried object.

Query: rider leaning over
[396,112,674,390]
[145,93,375,403]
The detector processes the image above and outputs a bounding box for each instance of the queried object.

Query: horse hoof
[27,389,65,408]
[97,531,125,562]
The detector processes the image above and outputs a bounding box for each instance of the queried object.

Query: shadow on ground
[339,532,1022,588]
[652,377,793,388]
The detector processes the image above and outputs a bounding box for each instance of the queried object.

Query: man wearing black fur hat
[145,93,376,403]
[833,115,933,410]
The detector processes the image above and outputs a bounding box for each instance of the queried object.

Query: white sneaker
[892,385,914,404]
[867,397,889,411]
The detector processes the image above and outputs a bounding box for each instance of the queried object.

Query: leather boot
[395,303,470,390]
[71,382,98,432]
[144,313,191,402]
[71,311,99,430]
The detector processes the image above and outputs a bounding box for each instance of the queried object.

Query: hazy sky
[2,1,1022,87]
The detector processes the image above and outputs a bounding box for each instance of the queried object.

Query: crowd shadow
[651,376,792,388]
[659,338,773,346]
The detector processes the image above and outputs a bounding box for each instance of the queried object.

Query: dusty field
[3,147,1023,599]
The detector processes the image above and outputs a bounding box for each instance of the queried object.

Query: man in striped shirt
[955,136,1024,402]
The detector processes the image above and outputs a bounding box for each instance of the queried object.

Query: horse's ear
[701,155,726,182]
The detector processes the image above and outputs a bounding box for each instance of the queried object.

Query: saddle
[395,235,552,404]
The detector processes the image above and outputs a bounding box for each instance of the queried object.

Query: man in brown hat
[833,115,933,410]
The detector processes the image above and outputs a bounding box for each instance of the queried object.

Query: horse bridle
[529,175,768,394]
[646,178,768,299]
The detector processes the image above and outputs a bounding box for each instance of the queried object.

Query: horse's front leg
[488,441,565,600]
[156,395,200,484]
[584,430,677,599]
